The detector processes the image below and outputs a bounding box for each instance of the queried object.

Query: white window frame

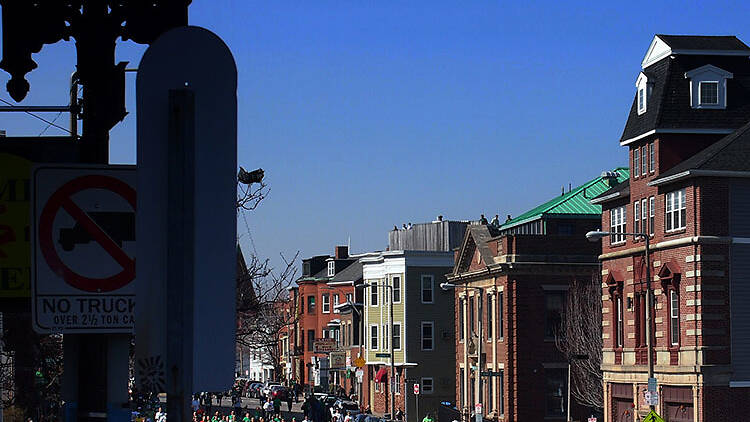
[633,148,640,179]
[370,281,378,306]
[395,371,401,394]
[641,198,647,235]
[610,206,626,245]
[670,290,680,346]
[634,201,641,235]
[370,324,378,350]
[641,145,647,176]
[699,81,719,105]
[333,293,340,313]
[393,323,402,351]
[421,321,434,351]
[421,377,434,394]
[665,189,687,232]
[327,261,335,277]
[498,291,504,340]
[322,293,330,313]
[649,142,655,173]
[421,275,434,304]
[616,296,624,348]
[649,196,655,236]
[638,87,645,113]
[392,276,401,303]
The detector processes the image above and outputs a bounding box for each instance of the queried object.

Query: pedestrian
[422,413,433,422]
[273,396,281,416]
[286,394,293,413]
[395,408,403,422]
[243,413,252,422]
[263,398,274,419]
[234,395,243,415]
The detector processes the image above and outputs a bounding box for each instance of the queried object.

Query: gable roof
[453,224,499,275]
[499,167,629,230]
[649,120,750,186]
[622,35,750,144]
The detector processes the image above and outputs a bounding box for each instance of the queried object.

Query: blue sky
[3,1,750,272]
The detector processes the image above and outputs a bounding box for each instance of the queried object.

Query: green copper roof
[500,167,629,230]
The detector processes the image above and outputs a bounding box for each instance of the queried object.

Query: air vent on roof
[601,171,620,188]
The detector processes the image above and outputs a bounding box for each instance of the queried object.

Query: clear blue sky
[3,1,750,272]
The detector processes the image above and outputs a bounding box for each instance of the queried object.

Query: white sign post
[32,165,136,333]
[475,403,483,422]
[413,383,420,395]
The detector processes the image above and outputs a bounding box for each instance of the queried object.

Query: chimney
[437,215,443,222]
[335,245,349,259]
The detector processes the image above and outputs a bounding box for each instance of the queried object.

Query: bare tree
[555,275,604,411]
[235,167,299,380]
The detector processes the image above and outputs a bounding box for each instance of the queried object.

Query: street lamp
[586,230,655,410]
[441,282,484,422]
[363,282,397,420]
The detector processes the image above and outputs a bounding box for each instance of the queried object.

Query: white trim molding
[621,128,735,146]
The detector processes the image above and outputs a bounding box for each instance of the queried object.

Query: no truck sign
[32,165,136,333]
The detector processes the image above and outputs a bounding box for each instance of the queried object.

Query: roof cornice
[620,128,735,146]
[589,191,624,205]
[649,169,750,186]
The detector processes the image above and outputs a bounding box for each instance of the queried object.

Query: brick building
[447,170,627,421]
[593,34,750,421]
[291,246,357,390]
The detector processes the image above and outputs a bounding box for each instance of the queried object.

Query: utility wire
[241,208,259,257]
[0,97,72,135]
[38,111,64,136]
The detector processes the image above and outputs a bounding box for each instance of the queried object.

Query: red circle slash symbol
[39,175,136,292]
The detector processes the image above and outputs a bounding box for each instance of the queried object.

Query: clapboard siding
[731,243,750,381]
[730,180,750,237]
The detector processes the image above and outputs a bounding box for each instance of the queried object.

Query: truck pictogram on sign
[32,166,136,334]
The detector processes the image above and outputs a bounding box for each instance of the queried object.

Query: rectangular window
[322,293,330,313]
[544,291,566,339]
[634,201,641,235]
[421,321,434,351]
[488,372,493,411]
[333,294,340,313]
[392,276,401,303]
[498,292,504,339]
[421,275,434,303]
[395,371,401,394]
[346,293,353,304]
[370,282,378,306]
[459,368,465,407]
[616,296,624,348]
[478,294,483,339]
[649,142,655,173]
[649,197,655,235]
[308,296,316,314]
[641,146,647,175]
[610,206,626,244]
[370,325,378,350]
[699,81,719,105]
[327,261,335,277]
[670,290,680,346]
[323,329,329,339]
[393,323,401,350]
[641,198,647,235]
[307,330,315,352]
[498,370,504,416]
[665,189,687,231]
[633,148,640,178]
[469,296,475,334]
[544,368,567,417]
[486,294,493,340]
[459,298,465,341]
[421,377,434,394]
[638,88,645,112]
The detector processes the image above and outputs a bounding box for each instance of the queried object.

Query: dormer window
[635,72,652,115]
[699,81,719,105]
[685,65,732,109]
[327,261,335,277]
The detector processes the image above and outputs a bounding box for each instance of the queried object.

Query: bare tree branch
[555,274,604,411]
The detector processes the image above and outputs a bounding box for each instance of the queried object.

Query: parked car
[245,382,263,398]
[270,385,289,401]
[332,399,360,416]
[263,382,282,397]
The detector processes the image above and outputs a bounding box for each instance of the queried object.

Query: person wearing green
[422,414,434,422]
[242,413,252,422]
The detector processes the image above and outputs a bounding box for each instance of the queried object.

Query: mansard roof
[621,35,750,145]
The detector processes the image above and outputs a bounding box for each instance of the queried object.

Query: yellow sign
[353,356,366,368]
[642,410,665,422]
[0,153,32,297]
